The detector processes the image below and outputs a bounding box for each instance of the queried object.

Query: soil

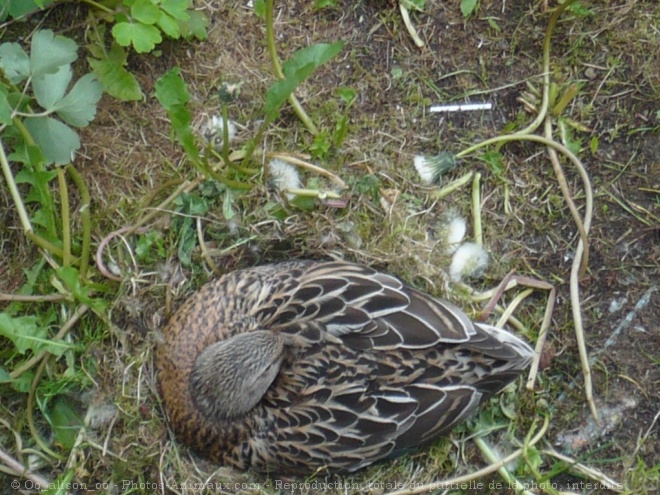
[0,1,658,494]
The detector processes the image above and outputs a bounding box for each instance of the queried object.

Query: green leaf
[314,0,339,10]
[160,0,190,20]
[88,44,143,101]
[401,0,427,12]
[32,64,73,111]
[30,30,78,77]
[54,74,103,127]
[0,367,10,383]
[155,67,198,161]
[157,12,182,39]
[264,42,343,121]
[47,397,83,450]
[253,0,265,18]
[155,67,189,108]
[131,0,161,25]
[0,0,56,21]
[0,312,70,356]
[55,266,107,312]
[112,22,162,53]
[24,116,80,165]
[178,9,208,41]
[0,42,30,83]
[460,0,478,17]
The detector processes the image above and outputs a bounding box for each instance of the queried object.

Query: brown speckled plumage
[156,261,533,473]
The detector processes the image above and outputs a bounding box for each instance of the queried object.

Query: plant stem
[265,0,319,135]
[221,102,231,164]
[66,165,92,280]
[78,0,114,14]
[57,167,72,267]
[0,139,33,233]
[471,172,482,246]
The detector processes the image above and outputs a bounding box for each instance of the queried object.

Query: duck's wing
[266,261,532,362]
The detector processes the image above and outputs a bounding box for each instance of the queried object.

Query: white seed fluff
[413,155,437,184]
[201,115,237,150]
[268,159,301,199]
[449,242,489,282]
[444,214,467,254]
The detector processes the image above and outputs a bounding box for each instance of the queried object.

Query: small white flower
[201,115,237,150]
[268,159,301,200]
[414,155,436,184]
[449,242,489,282]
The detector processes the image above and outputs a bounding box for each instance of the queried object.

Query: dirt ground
[1,0,658,494]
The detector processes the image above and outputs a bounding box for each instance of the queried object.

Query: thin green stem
[78,0,114,14]
[57,167,72,267]
[221,102,231,164]
[0,139,33,233]
[513,0,578,136]
[471,172,483,246]
[66,165,91,280]
[265,0,319,135]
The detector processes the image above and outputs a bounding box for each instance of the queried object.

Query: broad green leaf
[160,0,190,20]
[460,0,478,17]
[87,44,142,101]
[32,64,73,111]
[55,266,107,312]
[253,0,265,17]
[24,116,80,165]
[265,42,343,121]
[157,12,182,39]
[155,67,189,108]
[54,73,103,127]
[112,22,162,53]
[0,42,30,83]
[48,398,83,450]
[0,0,56,21]
[155,68,199,162]
[178,10,208,41]
[0,367,10,383]
[0,313,70,356]
[131,0,161,24]
[0,91,12,124]
[30,30,78,77]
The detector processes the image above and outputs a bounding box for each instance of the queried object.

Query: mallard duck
[156,260,533,473]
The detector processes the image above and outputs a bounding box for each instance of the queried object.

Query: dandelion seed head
[201,115,237,150]
[449,242,489,282]
[442,211,467,254]
[413,155,437,184]
[268,159,301,199]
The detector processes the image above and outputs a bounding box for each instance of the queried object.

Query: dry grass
[1,0,659,494]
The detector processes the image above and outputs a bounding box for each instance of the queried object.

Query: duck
[156,260,534,473]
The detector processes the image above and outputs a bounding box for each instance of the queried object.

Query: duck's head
[190,330,284,421]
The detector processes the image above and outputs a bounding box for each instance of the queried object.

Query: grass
[1,0,659,494]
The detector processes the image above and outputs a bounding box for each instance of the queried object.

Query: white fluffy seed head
[449,242,489,282]
[443,213,467,254]
[201,115,237,150]
[268,159,301,199]
[413,155,437,184]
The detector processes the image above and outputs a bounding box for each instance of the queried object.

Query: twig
[0,446,51,490]
[384,416,549,495]
[267,152,347,189]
